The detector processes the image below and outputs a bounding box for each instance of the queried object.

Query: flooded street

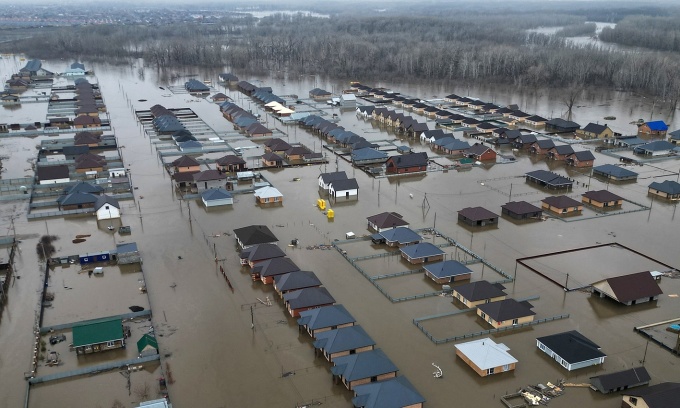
[0,55,679,408]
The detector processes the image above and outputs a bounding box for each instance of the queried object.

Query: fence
[414,314,570,345]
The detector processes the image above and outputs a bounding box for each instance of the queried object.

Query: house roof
[669,129,680,139]
[297,304,356,330]
[351,148,388,161]
[515,134,538,144]
[313,325,374,354]
[387,152,428,168]
[582,123,609,134]
[443,140,471,151]
[570,150,596,161]
[551,145,575,155]
[74,131,101,145]
[378,227,421,244]
[331,349,398,381]
[454,280,506,302]
[458,206,498,221]
[115,242,138,254]
[592,164,638,179]
[254,257,300,277]
[262,152,283,162]
[595,271,663,303]
[616,136,647,146]
[153,115,185,132]
[241,243,286,263]
[525,115,547,122]
[590,367,650,392]
[57,192,98,206]
[547,118,580,129]
[582,190,623,203]
[319,171,348,184]
[193,170,225,182]
[37,165,70,181]
[274,271,322,292]
[284,287,336,310]
[201,188,233,201]
[536,330,605,364]
[466,143,494,156]
[309,88,331,96]
[246,123,272,136]
[72,317,124,347]
[95,194,120,211]
[423,260,473,279]
[525,170,573,187]
[649,180,680,195]
[185,79,210,92]
[136,334,158,353]
[477,298,535,321]
[254,186,282,199]
[636,140,674,152]
[216,155,245,166]
[501,201,542,215]
[73,115,101,126]
[399,242,445,259]
[65,181,103,195]
[172,155,200,167]
[644,120,668,131]
[233,225,278,247]
[623,382,680,408]
[352,376,425,408]
[454,338,517,370]
[367,212,408,229]
[330,178,359,192]
[542,195,581,209]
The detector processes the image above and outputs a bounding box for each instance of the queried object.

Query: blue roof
[313,325,375,354]
[352,376,425,408]
[284,287,335,310]
[378,227,421,244]
[399,242,445,259]
[592,164,638,179]
[185,79,209,92]
[635,140,674,152]
[423,260,473,279]
[201,188,233,201]
[331,349,398,382]
[352,148,388,162]
[443,139,471,151]
[274,271,321,292]
[645,120,668,131]
[297,304,355,330]
[649,180,680,195]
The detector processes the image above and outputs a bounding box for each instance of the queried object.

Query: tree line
[3,10,680,106]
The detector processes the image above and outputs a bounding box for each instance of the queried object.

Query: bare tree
[134,382,151,401]
[562,84,583,121]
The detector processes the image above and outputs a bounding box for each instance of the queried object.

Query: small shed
[115,242,141,265]
[137,334,159,357]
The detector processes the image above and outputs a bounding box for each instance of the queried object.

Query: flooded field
[0,54,679,408]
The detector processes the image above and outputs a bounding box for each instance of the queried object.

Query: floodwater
[0,54,679,408]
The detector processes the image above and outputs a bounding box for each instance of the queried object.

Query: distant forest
[3,5,680,106]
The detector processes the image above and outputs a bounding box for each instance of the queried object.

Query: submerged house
[648,180,680,200]
[501,201,543,220]
[352,376,425,408]
[423,260,473,284]
[233,225,278,249]
[453,280,507,308]
[94,195,121,221]
[621,382,680,408]
[385,152,428,174]
[284,287,336,317]
[455,338,517,377]
[254,257,300,284]
[399,242,445,264]
[297,304,356,338]
[590,367,650,394]
[591,271,663,305]
[476,299,535,328]
[458,207,499,227]
[331,349,399,390]
[313,325,375,362]
[592,164,638,182]
[582,190,624,208]
[366,212,408,232]
[536,330,606,371]
[541,195,583,215]
[72,317,125,355]
[274,271,322,297]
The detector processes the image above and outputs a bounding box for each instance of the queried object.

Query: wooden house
[297,304,356,338]
[455,338,517,377]
[72,317,125,355]
[453,280,507,308]
[576,123,613,139]
[536,331,606,371]
[284,287,336,317]
[476,299,535,328]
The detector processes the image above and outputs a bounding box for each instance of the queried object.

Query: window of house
[487,367,495,375]
[512,319,518,325]
[539,343,545,351]
[629,397,637,406]
[106,341,116,347]
[480,312,486,319]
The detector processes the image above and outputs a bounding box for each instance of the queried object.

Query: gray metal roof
[274,271,321,292]
[95,194,120,210]
[592,164,638,179]
[201,188,233,201]
[423,260,473,279]
[284,287,335,310]
[241,244,286,263]
[297,304,355,330]
[352,376,425,408]
[649,180,680,195]
[331,349,398,381]
[254,257,299,277]
[378,227,421,244]
[313,325,374,354]
[536,331,605,364]
[454,338,517,370]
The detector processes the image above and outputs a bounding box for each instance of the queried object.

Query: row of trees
[599,15,680,52]
[3,11,680,106]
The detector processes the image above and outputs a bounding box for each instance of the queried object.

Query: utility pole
[509,183,513,201]
[642,340,649,366]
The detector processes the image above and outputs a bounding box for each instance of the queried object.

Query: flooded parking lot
[0,55,679,408]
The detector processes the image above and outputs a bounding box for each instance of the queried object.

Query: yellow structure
[327,209,334,219]
[317,199,326,210]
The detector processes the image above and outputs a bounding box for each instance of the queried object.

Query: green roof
[72,317,124,347]
[137,334,159,353]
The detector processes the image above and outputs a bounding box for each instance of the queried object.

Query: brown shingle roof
[602,272,663,303]
[582,190,623,203]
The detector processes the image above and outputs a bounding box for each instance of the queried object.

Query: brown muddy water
[0,55,679,408]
